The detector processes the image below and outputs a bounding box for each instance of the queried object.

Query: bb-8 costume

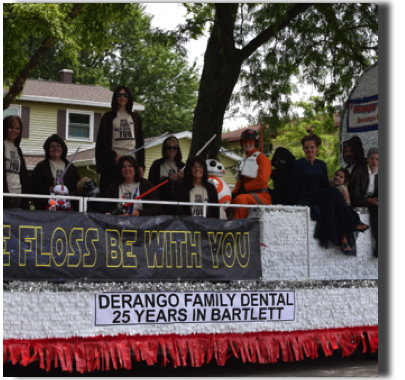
[231,129,272,219]
[207,159,232,219]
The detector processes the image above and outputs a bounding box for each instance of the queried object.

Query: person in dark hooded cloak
[342,136,368,177]
[29,134,81,210]
[3,115,30,209]
[269,147,296,205]
[148,135,185,215]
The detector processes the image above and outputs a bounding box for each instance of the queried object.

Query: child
[331,168,351,205]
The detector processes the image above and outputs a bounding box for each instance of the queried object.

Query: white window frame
[65,109,94,142]
[3,104,22,118]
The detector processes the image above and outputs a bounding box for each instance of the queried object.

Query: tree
[178,3,377,158]
[3,3,134,110]
[271,97,339,178]
[10,4,200,137]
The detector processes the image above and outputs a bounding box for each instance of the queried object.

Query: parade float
[3,65,378,373]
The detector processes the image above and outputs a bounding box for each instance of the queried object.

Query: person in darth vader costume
[269,147,296,205]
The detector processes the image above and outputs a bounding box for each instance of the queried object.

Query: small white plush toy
[49,184,72,211]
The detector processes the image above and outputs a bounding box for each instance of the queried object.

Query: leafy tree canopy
[171,3,377,158]
[18,4,200,137]
[3,3,134,109]
[270,97,339,179]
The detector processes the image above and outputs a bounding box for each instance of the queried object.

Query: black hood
[271,147,295,170]
[43,134,68,161]
[343,136,365,162]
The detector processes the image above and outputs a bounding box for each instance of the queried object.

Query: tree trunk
[189,21,243,159]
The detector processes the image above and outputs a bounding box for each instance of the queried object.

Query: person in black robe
[293,134,369,255]
[270,147,295,205]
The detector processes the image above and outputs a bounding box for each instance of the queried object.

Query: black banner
[3,210,262,281]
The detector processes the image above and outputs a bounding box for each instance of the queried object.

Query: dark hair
[343,136,365,161]
[43,134,68,161]
[161,136,183,164]
[111,85,134,116]
[301,133,322,147]
[117,155,140,183]
[335,168,351,184]
[3,115,23,147]
[183,155,208,186]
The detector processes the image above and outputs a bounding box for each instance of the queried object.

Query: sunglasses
[116,93,128,98]
[50,144,62,149]
[165,146,178,151]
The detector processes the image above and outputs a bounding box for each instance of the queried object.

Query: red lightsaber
[113,134,217,214]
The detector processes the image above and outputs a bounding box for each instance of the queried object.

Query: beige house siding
[13,100,110,156]
[144,137,237,188]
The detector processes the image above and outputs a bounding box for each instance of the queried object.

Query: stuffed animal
[206,159,231,218]
[47,184,72,211]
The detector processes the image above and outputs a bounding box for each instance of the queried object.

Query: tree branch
[214,3,239,58]
[241,3,314,60]
[3,4,85,110]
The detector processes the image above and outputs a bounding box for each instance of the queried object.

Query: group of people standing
[3,85,377,256]
[3,86,269,220]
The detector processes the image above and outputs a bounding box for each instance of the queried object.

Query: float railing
[3,193,311,278]
[2,192,84,212]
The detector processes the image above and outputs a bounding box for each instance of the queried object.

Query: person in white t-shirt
[148,136,185,215]
[29,134,81,210]
[175,156,219,218]
[104,156,160,216]
[3,115,30,209]
[96,86,145,196]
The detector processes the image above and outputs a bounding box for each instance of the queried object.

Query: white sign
[93,291,296,326]
[347,95,378,131]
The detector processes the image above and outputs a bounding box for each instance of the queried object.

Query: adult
[96,85,145,196]
[293,134,369,254]
[175,156,219,218]
[350,147,378,257]
[269,147,295,205]
[231,129,271,219]
[148,136,185,215]
[30,134,81,211]
[342,136,368,181]
[104,156,160,216]
[3,116,30,209]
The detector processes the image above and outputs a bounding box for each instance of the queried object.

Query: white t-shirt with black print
[112,112,136,157]
[118,182,143,211]
[160,160,178,180]
[189,184,208,217]
[4,140,21,194]
[49,160,66,186]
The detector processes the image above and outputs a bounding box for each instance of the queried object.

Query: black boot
[370,213,378,257]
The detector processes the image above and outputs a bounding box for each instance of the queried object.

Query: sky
[144,3,319,131]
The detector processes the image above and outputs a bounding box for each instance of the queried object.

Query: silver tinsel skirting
[4,279,378,293]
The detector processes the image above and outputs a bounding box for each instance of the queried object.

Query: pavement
[4,346,378,377]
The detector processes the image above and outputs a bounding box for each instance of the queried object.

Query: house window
[66,110,93,141]
[3,105,21,119]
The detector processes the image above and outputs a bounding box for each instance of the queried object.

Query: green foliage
[270,97,340,178]
[3,3,134,89]
[5,4,200,137]
[179,3,377,139]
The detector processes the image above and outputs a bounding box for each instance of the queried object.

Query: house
[3,69,144,179]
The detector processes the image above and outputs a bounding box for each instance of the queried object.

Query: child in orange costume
[231,129,271,219]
